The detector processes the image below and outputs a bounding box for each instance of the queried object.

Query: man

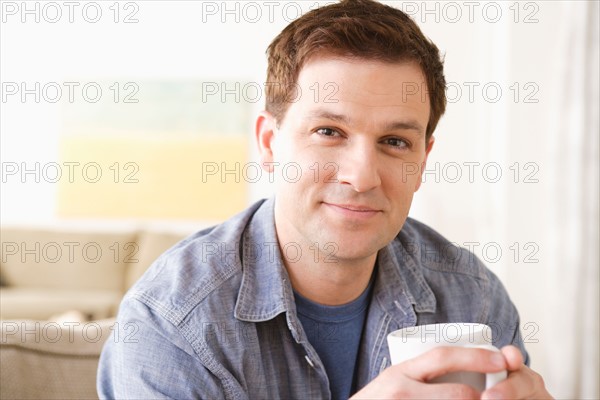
[97,0,552,398]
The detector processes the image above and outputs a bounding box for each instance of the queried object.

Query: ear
[414,135,435,192]
[255,111,277,172]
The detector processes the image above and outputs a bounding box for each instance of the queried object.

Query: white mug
[387,323,507,391]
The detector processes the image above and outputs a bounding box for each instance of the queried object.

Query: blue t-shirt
[294,276,374,400]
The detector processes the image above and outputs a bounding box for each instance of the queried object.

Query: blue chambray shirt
[97,197,529,399]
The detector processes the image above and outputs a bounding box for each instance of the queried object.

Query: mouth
[322,202,382,219]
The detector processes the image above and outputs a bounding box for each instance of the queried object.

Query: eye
[383,137,410,149]
[315,127,342,137]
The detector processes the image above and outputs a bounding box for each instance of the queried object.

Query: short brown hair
[266,0,446,142]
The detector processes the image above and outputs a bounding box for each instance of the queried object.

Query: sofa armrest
[0,318,115,399]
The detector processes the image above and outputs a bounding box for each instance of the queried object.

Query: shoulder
[396,217,490,281]
[395,219,526,355]
[392,217,516,324]
[122,199,266,326]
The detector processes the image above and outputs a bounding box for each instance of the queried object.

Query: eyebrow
[307,110,424,136]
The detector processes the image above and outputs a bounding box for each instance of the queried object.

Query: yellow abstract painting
[57,80,253,221]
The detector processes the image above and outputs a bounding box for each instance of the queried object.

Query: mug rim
[388,322,491,340]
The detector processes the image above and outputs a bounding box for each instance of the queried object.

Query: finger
[402,346,506,382]
[353,367,482,400]
[500,345,524,371]
[379,369,483,400]
[481,365,536,400]
[410,382,481,400]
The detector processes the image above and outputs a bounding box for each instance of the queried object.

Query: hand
[481,345,553,400]
[351,346,508,399]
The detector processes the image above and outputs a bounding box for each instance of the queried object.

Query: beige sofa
[0,227,190,399]
[0,227,187,320]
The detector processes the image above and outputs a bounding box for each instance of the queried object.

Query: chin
[329,245,383,263]
[318,230,386,261]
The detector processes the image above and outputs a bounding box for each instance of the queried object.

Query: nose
[335,141,381,192]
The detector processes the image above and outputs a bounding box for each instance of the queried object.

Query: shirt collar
[373,239,436,325]
[234,198,436,326]
[234,197,296,323]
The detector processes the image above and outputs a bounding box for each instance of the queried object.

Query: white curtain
[543,2,599,398]
[411,1,599,397]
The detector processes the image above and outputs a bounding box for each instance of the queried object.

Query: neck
[276,232,377,306]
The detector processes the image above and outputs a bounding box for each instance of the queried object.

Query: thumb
[500,345,524,371]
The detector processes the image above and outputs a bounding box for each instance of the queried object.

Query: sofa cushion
[0,228,137,291]
[0,288,121,320]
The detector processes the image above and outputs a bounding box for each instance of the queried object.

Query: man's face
[257,56,433,262]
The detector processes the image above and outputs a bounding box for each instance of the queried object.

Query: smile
[322,202,382,219]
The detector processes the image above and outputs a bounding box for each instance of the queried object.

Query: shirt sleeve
[96,295,224,399]
[483,269,531,367]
